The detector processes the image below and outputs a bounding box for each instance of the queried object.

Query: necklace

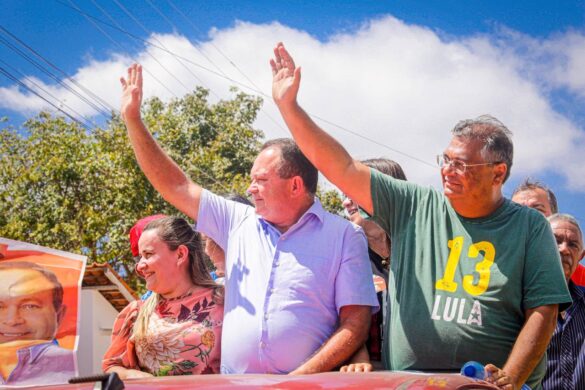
[161,289,193,302]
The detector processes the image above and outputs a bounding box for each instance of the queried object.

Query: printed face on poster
[0,237,86,387]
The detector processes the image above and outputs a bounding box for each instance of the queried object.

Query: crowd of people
[100,42,584,390]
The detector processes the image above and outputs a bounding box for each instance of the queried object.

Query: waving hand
[119,63,143,122]
[271,42,301,105]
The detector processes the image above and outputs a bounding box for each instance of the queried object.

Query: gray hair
[548,213,583,240]
[513,178,558,214]
[451,115,514,182]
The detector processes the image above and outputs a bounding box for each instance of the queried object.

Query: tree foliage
[318,188,343,216]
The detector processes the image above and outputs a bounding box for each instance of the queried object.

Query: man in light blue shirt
[119,64,378,374]
[0,262,76,386]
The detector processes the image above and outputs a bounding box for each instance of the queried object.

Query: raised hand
[270,42,301,106]
[119,63,143,122]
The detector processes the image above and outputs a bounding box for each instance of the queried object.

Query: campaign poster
[0,237,86,387]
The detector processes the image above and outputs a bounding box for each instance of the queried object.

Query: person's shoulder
[320,207,359,230]
[35,343,75,365]
[503,198,546,224]
[199,190,255,231]
[116,299,142,320]
[45,344,75,357]
[320,211,368,245]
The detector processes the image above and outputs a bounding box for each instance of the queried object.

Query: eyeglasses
[436,155,500,174]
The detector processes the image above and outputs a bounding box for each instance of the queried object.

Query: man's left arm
[486,304,558,389]
[289,305,371,374]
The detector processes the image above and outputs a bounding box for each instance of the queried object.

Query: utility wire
[65,0,289,136]
[82,0,179,99]
[0,58,95,128]
[165,0,267,102]
[163,0,288,135]
[80,0,184,99]
[140,0,220,100]
[72,1,236,193]
[0,25,114,115]
[0,65,89,128]
[54,1,269,92]
[158,0,230,80]
[1,62,232,193]
[53,0,434,168]
[111,0,198,96]
[0,33,112,119]
[80,0,262,144]
[312,115,436,168]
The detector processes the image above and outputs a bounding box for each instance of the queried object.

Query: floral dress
[102,288,223,376]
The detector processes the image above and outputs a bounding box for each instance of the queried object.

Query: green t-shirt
[370,170,571,389]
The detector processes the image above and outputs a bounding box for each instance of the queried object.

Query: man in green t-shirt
[270,42,571,389]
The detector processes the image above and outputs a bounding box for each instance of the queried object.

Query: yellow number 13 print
[435,236,495,296]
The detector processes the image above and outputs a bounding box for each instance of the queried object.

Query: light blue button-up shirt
[198,190,378,374]
[0,341,76,386]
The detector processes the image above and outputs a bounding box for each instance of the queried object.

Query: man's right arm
[270,43,374,214]
[120,64,202,221]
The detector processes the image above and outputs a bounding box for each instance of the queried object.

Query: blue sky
[1,0,585,226]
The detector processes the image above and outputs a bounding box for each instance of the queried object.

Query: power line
[71,0,279,145]
[59,0,291,137]
[67,1,240,193]
[82,0,179,99]
[165,0,266,103]
[0,65,89,128]
[53,1,268,92]
[53,0,433,168]
[0,32,112,119]
[141,0,221,100]
[311,115,436,168]
[0,58,95,128]
[163,0,289,136]
[0,25,114,115]
[1,62,233,193]
[159,0,233,81]
[111,0,198,96]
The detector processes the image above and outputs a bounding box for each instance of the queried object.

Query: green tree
[0,87,263,289]
[318,188,344,216]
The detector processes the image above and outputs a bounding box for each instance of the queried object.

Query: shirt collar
[258,198,325,232]
[300,198,325,224]
[23,341,55,363]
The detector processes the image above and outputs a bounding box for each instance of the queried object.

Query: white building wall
[77,289,119,376]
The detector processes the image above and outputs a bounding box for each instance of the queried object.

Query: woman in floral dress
[102,217,223,379]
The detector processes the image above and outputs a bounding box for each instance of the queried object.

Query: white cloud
[1,15,584,192]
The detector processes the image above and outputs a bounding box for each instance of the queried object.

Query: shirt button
[260,341,266,348]
[264,313,269,320]
[270,288,276,294]
[274,261,280,267]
